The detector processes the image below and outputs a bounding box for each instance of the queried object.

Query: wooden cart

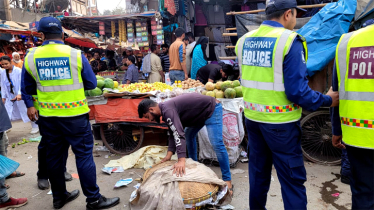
[88,97,168,155]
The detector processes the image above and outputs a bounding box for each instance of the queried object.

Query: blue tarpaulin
[297,0,357,76]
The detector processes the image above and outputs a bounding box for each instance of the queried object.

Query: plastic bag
[0,155,20,179]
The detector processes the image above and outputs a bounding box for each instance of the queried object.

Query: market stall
[87,75,245,166]
[61,12,165,57]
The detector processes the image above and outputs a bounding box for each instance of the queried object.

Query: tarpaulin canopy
[65,37,97,48]
[354,0,374,29]
[297,0,357,76]
[63,27,98,48]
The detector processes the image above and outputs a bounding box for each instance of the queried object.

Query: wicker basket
[143,161,220,205]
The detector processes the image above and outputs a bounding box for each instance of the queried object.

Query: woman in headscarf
[0,56,38,134]
[190,36,209,80]
[11,52,23,69]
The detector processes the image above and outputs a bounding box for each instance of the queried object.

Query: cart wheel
[301,110,341,165]
[100,123,144,155]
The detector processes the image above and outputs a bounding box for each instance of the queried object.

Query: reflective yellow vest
[32,95,39,110]
[24,43,89,117]
[235,24,308,123]
[336,25,374,150]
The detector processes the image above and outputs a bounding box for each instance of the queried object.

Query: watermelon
[96,76,104,81]
[84,90,89,96]
[88,87,103,96]
[104,78,114,89]
[97,80,105,89]
[232,80,241,88]
[215,90,224,98]
[221,81,233,92]
[206,91,215,98]
[234,86,243,97]
[224,88,236,99]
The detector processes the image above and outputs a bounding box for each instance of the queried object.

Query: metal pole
[69,0,72,15]
[88,0,92,16]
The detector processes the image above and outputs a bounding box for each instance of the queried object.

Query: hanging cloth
[164,0,177,15]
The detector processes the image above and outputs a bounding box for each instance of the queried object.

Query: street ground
[5,120,352,210]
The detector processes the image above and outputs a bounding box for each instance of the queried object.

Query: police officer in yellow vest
[21,17,120,209]
[331,21,374,209]
[235,0,339,209]
[21,92,73,190]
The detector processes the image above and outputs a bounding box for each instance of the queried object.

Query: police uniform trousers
[346,145,374,210]
[38,114,101,202]
[245,119,307,210]
[37,119,68,179]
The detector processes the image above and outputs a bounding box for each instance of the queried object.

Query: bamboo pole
[223,33,238,37]
[226,3,328,15]
[219,56,237,60]
[226,28,237,31]
[226,46,236,49]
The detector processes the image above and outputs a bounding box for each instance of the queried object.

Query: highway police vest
[336,25,374,150]
[236,24,307,123]
[24,43,89,117]
[32,95,39,110]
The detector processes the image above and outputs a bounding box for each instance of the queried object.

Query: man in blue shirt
[122,56,139,84]
[236,1,339,209]
[21,17,119,209]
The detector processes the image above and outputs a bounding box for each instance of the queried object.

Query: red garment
[164,0,176,15]
[195,5,207,26]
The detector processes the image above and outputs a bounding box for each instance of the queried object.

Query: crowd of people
[80,29,235,86]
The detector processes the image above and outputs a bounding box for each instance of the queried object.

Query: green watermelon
[97,80,105,89]
[104,78,114,89]
[88,87,102,96]
[221,81,233,92]
[232,80,241,88]
[224,88,236,99]
[96,76,104,81]
[84,90,89,96]
[234,86,243,97]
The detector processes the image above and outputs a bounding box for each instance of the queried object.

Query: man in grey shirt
[122,56,139,84]
[185,32,196,76]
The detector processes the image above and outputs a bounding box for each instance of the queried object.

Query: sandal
[6,171,25,179]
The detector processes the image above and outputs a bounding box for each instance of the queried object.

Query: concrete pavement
[5,120,352,210]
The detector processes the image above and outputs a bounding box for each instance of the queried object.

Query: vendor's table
[88,97,168,155]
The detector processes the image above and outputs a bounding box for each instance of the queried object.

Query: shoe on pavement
[5,129,11,133]
[38,179,50,190]
[86,196,120,210]
[65,172,73,181]
[30,127,39,134]
[53,189,80,209]
[341,175,350,185]
[0,197,28,210]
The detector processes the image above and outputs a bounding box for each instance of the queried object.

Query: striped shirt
[160,53,170,72]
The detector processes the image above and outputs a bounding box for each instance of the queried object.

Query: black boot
[64,172,73,181]
[86,196,120,209]
[38,179,50,190]
[53,189,80,209]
